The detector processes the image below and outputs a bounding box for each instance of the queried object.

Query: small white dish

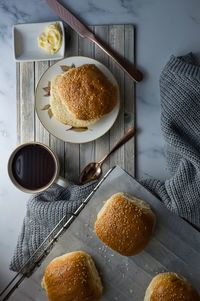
[13,21,65,62]
[35,56,120,144]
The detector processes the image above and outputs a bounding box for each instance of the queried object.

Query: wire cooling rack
[0,168,114,301]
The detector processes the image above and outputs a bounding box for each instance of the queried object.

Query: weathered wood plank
[124,25,135,177]
[108,25,125,169]
[34,61,50,145]
[94,26,110,174]
[64,27,80,182]
[16,62,20,144]
[78,26,95,172]
[19,62,35,143]
[49,60,65,177]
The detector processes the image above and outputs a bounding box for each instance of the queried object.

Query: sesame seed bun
[50,64,117,127]
[50,74,99,127]
[94,192,156,256]
[144,272,200,301]
[41,251,103,301]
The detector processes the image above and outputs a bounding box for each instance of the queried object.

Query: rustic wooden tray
[16,24,136,182]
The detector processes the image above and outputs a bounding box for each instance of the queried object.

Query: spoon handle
[99,127,136,165]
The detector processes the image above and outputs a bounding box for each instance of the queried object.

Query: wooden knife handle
[91,35,143,83]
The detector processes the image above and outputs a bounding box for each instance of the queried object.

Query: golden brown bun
[50,74,99,127]
[94,192,156,256]
[56,64,117,121]
[41,251,103,301]
[144,272,200,301]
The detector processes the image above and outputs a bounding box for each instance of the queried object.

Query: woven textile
[142,53,200,228]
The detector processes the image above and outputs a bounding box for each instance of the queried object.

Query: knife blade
[46,0,143,82]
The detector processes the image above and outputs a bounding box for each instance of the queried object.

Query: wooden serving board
[9,166,200,300]
[16,25,135,182]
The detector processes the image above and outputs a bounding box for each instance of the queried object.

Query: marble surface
[1,0,200,293]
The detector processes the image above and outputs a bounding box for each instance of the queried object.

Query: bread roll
[50,64,117,127]
[41,251,103,301]
[144,272,200,301]
[94,192,156,256]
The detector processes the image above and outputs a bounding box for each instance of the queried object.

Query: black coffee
[11,144,56,190]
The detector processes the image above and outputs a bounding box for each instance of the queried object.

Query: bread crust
[144,272,200,301]
[42,251,103,301]
[50,73,99,127]
[94,192,156,256]
[56,64,117,121]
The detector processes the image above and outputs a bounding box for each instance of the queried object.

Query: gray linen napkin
[10,53,200,274]
[142,53,200,228]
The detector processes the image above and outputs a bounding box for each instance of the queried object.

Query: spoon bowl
[79,162,102,184]
[78,127,135,184]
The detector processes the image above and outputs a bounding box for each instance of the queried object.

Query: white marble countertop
[1,0,200,293]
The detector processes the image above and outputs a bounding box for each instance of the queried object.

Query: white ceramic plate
[35,56,120,143]
[13,21,65,62]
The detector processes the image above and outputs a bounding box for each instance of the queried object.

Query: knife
[46,0,143,82]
